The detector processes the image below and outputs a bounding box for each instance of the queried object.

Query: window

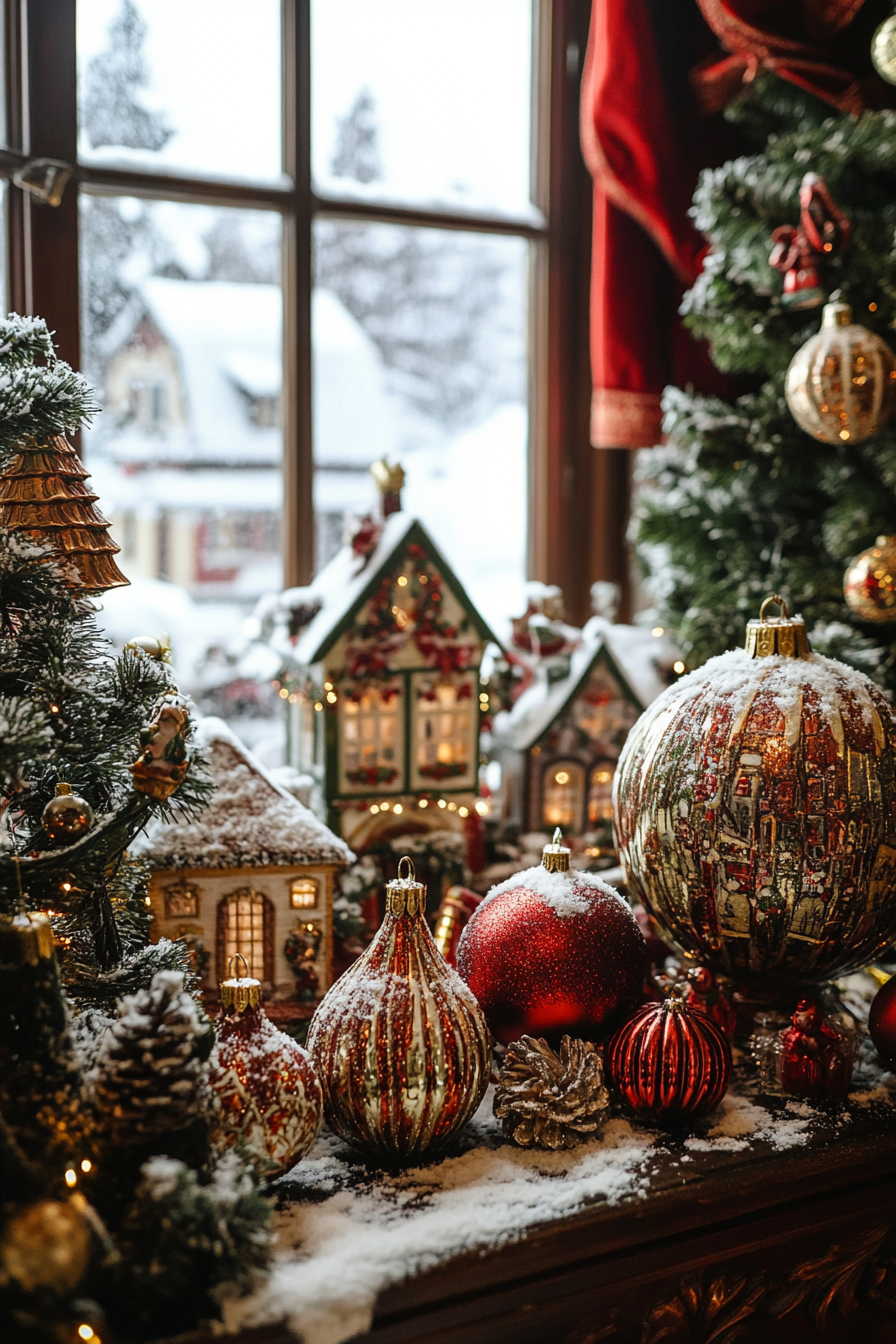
[217,887,273,982]
[340,684,402,791]
[588,762,615,826]
[1,0,594,745]
[412,672,477,789]
[542,760,584,830]
[290,877,319,910]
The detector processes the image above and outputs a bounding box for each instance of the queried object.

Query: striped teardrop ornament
[605,986,731,1125]
[785,299,896,445]
[307,857,491,1164]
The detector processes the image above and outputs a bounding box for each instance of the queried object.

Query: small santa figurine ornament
[685,965,737,1041]
[780,998,853,1100]
[131,693,190,801]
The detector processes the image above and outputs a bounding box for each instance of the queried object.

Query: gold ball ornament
[872,14,896,85]
[41,782,94,845]
[613,596,896,994]
[844,535,896,623]
[785,300,896,445]
[0,1198,91,1292]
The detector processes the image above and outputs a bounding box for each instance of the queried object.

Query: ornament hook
[397,856,416,882]
[228,951,250,979]
[759,594,789,621]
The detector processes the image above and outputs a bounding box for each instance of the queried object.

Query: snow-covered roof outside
[492,618,677,752]
[265,510,498,671]
[132,717,353,870]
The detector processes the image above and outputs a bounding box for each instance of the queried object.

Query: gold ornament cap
[219,953,261,1012]
[542,828,571,873]
[744,595,812,659]
[0,911,54,966]
[55,782,73,797]
[821,299,852,330]
[386,856,426,917]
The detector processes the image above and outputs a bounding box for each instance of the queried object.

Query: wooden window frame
[2,0,610,622]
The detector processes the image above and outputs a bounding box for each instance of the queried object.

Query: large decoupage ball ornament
[208,960,323,1176]
[614,596,896,993]
[869,974,896,1065]
[456,833,646,1045]
[308,858,491,1164]
[785,300,896,445]
[844,535,896,624]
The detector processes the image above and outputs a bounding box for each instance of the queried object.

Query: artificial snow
[131,716,353,869]
[482,863,627,919]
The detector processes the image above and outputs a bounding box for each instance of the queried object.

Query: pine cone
[493,1035,610,1149]
[90,970,213,1142]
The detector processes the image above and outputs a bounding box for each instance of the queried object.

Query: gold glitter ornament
[0,1198,91,1292]
[307,857,491,1164]
[844,535,896,624]
[41,782,94,845]
[872,14,896,85]
[613,596,896,994]
[785,299,896,445]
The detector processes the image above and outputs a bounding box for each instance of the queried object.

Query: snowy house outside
[490,618,678,845]
[133,718,352,1011]
[87,278,398,599]
[260,505,498,853]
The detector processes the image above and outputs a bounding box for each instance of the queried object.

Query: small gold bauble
[124,631,172,663]
[844,534,896,623]
[872,14,896,86]
[0,1199,91,1292]
[41,782,94,845]
[785,300,896,445]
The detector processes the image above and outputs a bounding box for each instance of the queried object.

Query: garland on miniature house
[344,543,479,694]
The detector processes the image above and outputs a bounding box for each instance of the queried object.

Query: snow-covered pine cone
[493,1034,610,1149]
[90,970,213,1142]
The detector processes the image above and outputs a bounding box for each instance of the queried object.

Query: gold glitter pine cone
[494,1034,610,1150]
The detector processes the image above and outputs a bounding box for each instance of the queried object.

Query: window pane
[312,0,534,216]
[77,0,283,183]
[81,195,284,747]
[313,219,528,630]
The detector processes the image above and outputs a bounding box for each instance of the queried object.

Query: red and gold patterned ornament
[455,831,646,1046]
[785,299,896,445]
[208,958,323,1176]
[844,535,896,624]
[614,595,896,995]
[307,857,491,1164]
[605,984,732,1125]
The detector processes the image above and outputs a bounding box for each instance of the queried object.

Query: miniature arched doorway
[542,761,585,831]
[216,887,274,984]
[587,761,616,826]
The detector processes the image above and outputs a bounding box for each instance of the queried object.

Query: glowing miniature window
[588,763,615,825]
[417,682,472,779]
[341,685,401,788]
[290,877,319,909]
[220,888,268,980]
[542,761,584,830]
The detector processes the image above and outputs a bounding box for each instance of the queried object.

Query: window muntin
[290,877,320,910]
[588,762,615,826]
[76,0,283,183]
[220,887,269,981]
[411,672,477,791]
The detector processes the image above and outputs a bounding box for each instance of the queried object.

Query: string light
[651,627,664,638]
[78,1327,97,1342]
[474,799,490,816]
[393,803,403,814]
[61,882,71,892]
[324,682,333,691]
[418,798,428,808]
[144,896,151,906]
[458,806,469,818]
[279,687,289,699]
[397,575,408,587]
[326,691,337,704]
[49,704,60,713]
[437,799,447,809]
[370,804,380,814]
[80,1158,92,1173]
[447,801,457,811]
[673,660,686,675]
[314,702,323,712]
[65,1168,77,1187]
[380,801,391,811]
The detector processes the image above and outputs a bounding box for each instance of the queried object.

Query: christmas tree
[0,317,270,1340]
[637,76,896,691]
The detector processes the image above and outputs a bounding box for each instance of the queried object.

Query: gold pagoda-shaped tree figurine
[0,433,128,593]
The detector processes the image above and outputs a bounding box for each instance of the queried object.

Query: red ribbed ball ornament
[605,986,731,1125]
[869,974,896,1064]
[455,833,646,1046]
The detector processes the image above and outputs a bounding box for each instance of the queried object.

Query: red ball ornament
[869,974,896,1065]
[208,961,323,1177]
[455,832,646,1046]
[605,986,732,1125]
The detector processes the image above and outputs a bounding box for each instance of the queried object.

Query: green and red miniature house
[266,507,498,856]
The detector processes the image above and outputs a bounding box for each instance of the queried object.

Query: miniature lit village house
[133,718,352,1011]
[490,592,680,847]
[261,464,497,855]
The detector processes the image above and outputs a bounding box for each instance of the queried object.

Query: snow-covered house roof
[492,618,677,752]
[132,717,353,870]
[265,510,500,670]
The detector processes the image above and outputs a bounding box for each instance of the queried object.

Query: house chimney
[370,458,405,518]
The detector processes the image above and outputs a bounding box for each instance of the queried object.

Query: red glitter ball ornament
[605,985,731,1125]
[208,960,323,1177]
[455,833,646,1046]
[869,975,896,1065]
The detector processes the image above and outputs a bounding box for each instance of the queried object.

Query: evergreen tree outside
[636,77,896,694]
